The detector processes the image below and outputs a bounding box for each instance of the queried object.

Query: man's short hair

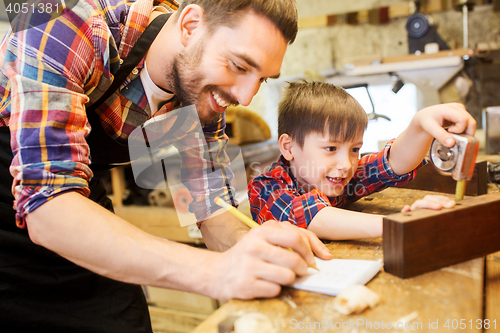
[177,0,298,44]
[278,81,368,148]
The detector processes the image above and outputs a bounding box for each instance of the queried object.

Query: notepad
[288,258,383,296]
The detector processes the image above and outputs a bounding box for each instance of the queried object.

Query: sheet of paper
[289,258,383,296]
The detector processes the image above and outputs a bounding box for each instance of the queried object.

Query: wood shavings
[233,312,276,333]
[333,285,381,315]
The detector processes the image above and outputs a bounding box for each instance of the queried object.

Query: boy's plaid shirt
[248,139,425,228]
[0,0,233,226]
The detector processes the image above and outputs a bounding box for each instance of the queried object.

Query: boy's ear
[178,5,204,47]
[279,134,294,161]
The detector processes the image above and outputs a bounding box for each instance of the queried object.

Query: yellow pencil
[455,179,467,201]
[214,197,319,271]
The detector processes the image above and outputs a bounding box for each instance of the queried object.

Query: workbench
[192,187,500,333]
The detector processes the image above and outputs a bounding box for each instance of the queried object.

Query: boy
[248,81,475,240]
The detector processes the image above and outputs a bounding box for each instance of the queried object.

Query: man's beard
[169,41,223,127]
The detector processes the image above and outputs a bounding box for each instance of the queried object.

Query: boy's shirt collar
[271,155,307,195]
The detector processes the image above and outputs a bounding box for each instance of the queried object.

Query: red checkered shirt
[248,139,424,228]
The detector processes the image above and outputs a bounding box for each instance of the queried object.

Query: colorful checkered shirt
[248,139,424,228]
[0,0,234,226]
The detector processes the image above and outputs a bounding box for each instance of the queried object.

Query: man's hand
[401,194,456,213]
[204,220,332,301]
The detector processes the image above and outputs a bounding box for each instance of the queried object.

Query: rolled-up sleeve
[1,13,103,227]
[339,139,426,207]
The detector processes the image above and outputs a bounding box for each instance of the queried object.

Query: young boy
[248,81,476,240]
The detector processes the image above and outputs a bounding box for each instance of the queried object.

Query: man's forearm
[25,192,221,298]
[199,210,250,251]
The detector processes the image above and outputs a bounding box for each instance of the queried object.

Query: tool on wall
[429,133,479,200]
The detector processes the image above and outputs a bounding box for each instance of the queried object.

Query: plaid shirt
[0,0,233,226]
[248,139,424,228]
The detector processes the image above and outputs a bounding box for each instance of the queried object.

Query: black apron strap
[0,14,173,333]
[86,13,171,167]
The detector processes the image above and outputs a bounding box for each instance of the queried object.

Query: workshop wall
[249,2,500,126]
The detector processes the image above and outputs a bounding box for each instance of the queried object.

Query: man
[0,0,332,331]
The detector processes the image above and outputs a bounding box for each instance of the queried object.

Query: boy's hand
[389,103,476,176]
[401,195,456,212]
[415,103,476,147]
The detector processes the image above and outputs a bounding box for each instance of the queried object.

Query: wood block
[382,48,474,63]
[148,305,209,333]
[357,10,369,23]
[114,205,204,244]
[144,286,218,315]
[298,15,328,29]
[399,160,488,196]
[383,192,500,278]
[485,251,500,331]
[422,0,445,12]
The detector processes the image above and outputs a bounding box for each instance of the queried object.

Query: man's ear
[279,134,295,161]
[178,5,204,47]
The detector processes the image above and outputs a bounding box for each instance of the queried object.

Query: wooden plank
[383,192,500,278]
[485,251,500,332]
[381,48,474,63]
[399,160,488,196]
[346,187,454,215]
[193,188,487,333]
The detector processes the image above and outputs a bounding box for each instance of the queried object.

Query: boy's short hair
[177,0,298,44]
[278,81,368,147]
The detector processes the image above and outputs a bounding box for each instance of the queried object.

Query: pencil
[214,197,319,271]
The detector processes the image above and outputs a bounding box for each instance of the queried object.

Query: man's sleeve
[341,139,426,206]
[176,114,238,222]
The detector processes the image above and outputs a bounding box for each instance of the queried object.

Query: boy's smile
[284,131,364,197]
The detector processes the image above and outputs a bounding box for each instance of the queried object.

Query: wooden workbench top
[193,187,500,333]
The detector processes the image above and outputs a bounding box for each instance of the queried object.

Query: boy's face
[287,131,363,197]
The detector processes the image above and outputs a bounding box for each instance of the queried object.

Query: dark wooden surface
[383,192,500,278]
[193,187,500,333]
[398,160,488,196]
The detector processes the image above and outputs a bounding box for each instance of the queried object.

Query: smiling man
[0,0,333,331]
